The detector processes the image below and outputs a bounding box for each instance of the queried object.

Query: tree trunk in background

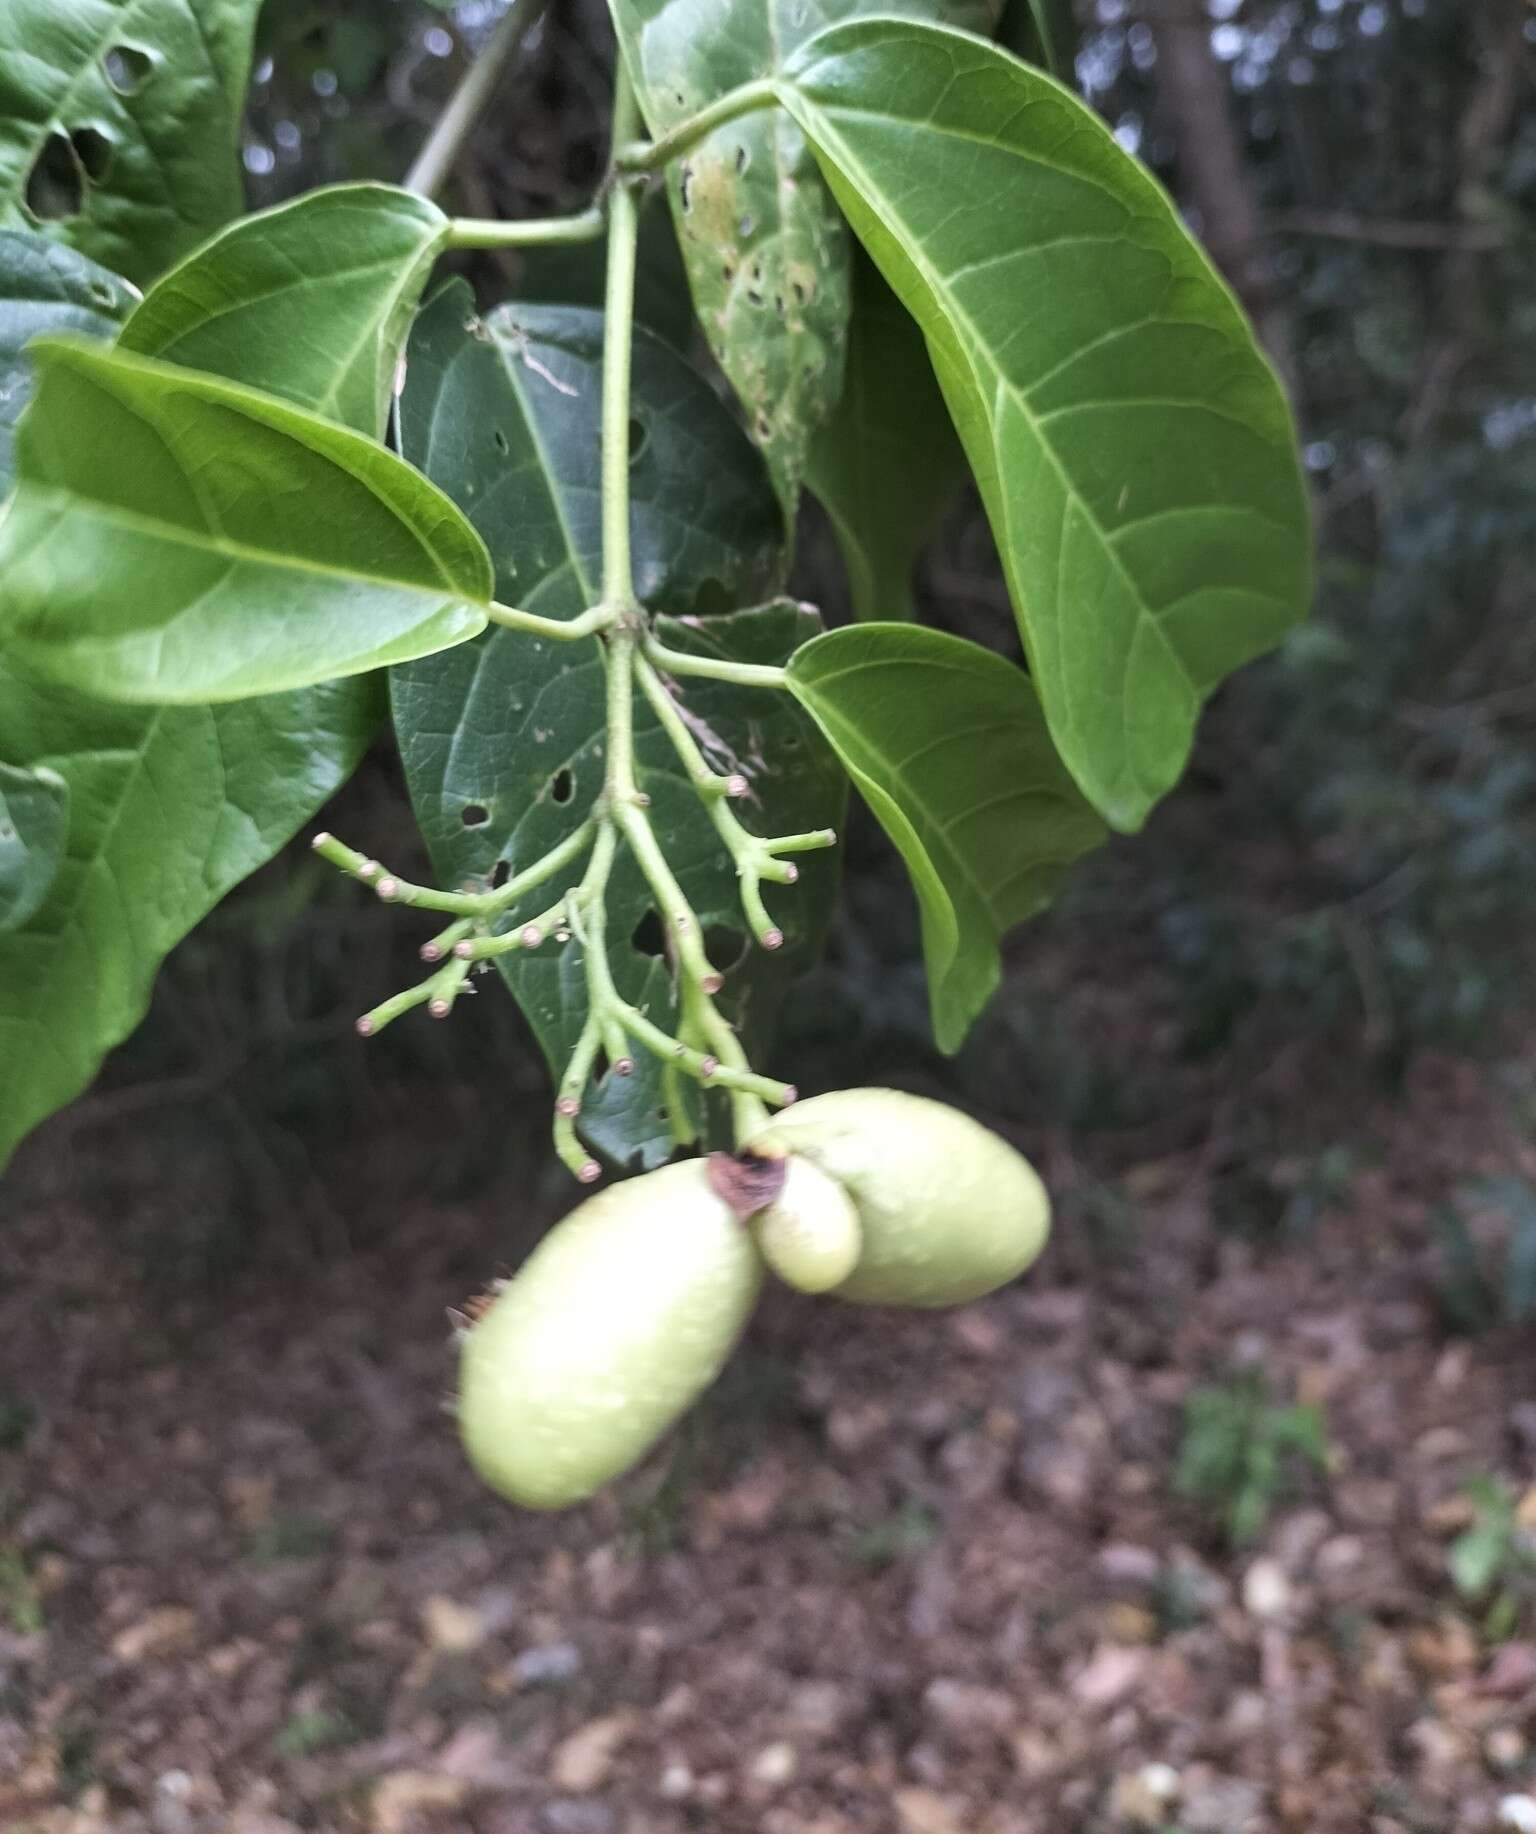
[1145,0,1295,385]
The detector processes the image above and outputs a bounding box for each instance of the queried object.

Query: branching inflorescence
[314,74,834,1181]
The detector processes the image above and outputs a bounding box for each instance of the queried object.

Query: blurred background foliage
[25,0,1534,1247]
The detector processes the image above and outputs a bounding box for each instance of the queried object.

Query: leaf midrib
[14,480,485,605]
[779,79,1206,727]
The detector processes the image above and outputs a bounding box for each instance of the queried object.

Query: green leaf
[609,0,997,509]
[0,227,134,493]
[806,249,966,621]
[0,335,492,703]
[119,184,449,438]
[0,759,68,931]
[778,19,1312,831]
[787,623,1104,1052]
[0,0,262,286]
[0,670,379,1169]
[393,282,837,1167]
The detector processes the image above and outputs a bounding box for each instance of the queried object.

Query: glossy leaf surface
[393,284,837,1166]
[806,249,967,622]
[0,336,492,702]
[787,623,1105,1051]
[0,0,262,285]
[120,184,449,437]
[780,18,1312,831]
[0,228,134,491]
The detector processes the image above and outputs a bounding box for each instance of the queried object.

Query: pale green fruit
[459,1160,762,1509]
[751,1088,1049,1306]
[753,1154,863,1294]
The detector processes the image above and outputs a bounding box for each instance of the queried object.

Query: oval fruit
[459,1160,762,1508]
[753,1154,862,1294]
[750,1088,1049,1306]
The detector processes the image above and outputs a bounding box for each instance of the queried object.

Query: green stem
[486,600,616,639]
[642,635,789,691]
[601,86,644,611]
[613,78,780,175]
[445,207,606,251]
[637,653,828,950]
[312,819,594,919]
[404,0,548,199]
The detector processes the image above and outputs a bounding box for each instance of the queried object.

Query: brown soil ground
[2,1051,1535,1834]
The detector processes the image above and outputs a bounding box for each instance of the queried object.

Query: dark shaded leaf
[0,0,263,285]
[393,283,838,1166]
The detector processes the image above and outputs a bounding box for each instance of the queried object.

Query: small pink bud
[453,940,474,958]
[700,1056,719,1080]
[311,831,332,849]
[428,996,451,1018]
[355,1015,375,1037]
[613,1056,635,1077]
[358,859,381,880]
[555,1095,581,1117]
[520,924,544,947]
[762,928,784,951]
[725,774,748,798]
[577,1160,602,1184]
[700,972,723,995]
[781,1085,799,1106]
[376,877,399,901]
[783,862,799,884]
[420,942,443,962]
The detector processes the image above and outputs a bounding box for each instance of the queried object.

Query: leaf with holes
[0,227,134,492]
[392,282,838,1168]
[0,759,68,932]
[119,183,449,438]
[0,0,262,287]
[608,0,997,512]
[0,336,493,702]
[807,249,967,622]
[777,18,1312,831]
[787,623,1105,1052]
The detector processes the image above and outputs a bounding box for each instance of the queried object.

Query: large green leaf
[787,623,1104,1052]
[0,227,134,492]
[778,19,1312,832]
[119,184,450,438]
[0,760,69,931]
[0,335,493,702]
[806,249,967,621]
[609,0,996,511]
[0,178,396,1172]
[0,0,262,287]
[0,671,379,1169]
[393,282,838,1168]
